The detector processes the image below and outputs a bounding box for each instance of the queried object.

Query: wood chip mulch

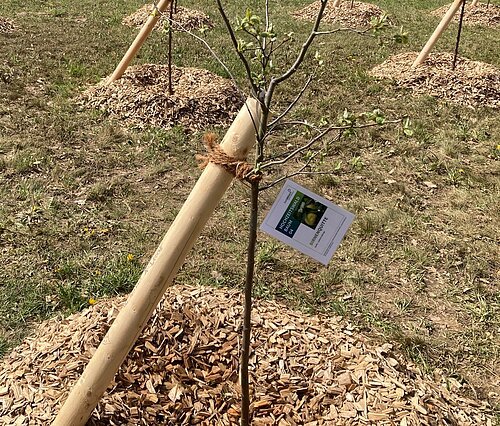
[292,1,385,28]
[431,3,500,27]
[0,17,16,34]
[0,284,496,425]
[79,64,244,132]
[122,4,214,32]
[369,52,500,109]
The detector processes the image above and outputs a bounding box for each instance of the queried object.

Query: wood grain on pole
[52,98,261,426]
[108,0,171,83]
[412,0,464,68]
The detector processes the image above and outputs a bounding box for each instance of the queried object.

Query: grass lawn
[1,0,499,409]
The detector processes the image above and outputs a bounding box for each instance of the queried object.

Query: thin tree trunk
[452,0,467,70]
[168,0,174,95]
[240,181,259,426]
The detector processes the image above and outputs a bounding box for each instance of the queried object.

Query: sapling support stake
[412,0,465,67]
[108,0,172,83]
[52,99,261,426]
[453,0,467,70]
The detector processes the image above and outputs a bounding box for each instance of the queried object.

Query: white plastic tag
[260,180,355,265]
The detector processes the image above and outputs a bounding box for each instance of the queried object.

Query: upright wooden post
[332,0,342,6]
[470,0,479,6]
[412,0,465,68]
[108,0,172,83]
[52,99,261,426]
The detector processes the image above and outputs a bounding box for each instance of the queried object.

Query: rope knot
[196,133,261,183]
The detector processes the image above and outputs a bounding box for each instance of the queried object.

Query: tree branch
[264,0,328,107]
[314,27,370,36]
[259,150,323,191]
[269,120,320,131]
[268,75,314,129]
[215,0,259,97]
[263,0,270,53]
[260,119,402,171]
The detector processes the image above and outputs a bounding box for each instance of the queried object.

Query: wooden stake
[332,0,341,7]
[108,0,172,83]
[470,0,479,5]
[52,99,261,426]
[412,0,465,68]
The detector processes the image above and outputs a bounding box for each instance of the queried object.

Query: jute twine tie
[196,133,261,183]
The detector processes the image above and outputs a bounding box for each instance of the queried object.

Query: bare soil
[122,4,213,32]
[0,284,495,425]
[80,64,244,132]
[369,52,500,109]
[431,2,500,28]
[293,1,385,28]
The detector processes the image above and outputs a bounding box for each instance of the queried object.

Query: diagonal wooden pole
[412,0,465,68]
[108,0,172,83]
[52,98,261,426]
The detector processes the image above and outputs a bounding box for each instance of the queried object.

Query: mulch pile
[122,4,213,32]
[0,17,16,33]
[0,284,495,425]
[79,64,244,132]
[369,52,500,109]
[293,1,385,28]
[431,2,500,28]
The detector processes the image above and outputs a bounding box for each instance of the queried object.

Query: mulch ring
[122,4,213,32]
[79,64,244,132]
[0,284,496,425]
[431,2,500,28]
[292,1,385,28]
[369,52,500,109]
[0,17,16,33]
